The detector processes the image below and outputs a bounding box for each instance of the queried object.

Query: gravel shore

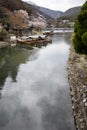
[68,43,87,130]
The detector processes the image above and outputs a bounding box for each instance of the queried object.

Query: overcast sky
[22,0,86,11]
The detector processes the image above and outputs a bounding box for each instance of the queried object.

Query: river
[0,33,76,130]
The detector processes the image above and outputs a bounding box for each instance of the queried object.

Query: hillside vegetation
[0,0,48,31]
[0,0,30,26]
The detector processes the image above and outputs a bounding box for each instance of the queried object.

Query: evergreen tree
[74,1,87,54]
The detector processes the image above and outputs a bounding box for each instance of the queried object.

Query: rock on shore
[68,43,87,130]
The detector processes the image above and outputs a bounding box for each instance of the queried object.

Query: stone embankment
[68,44,87,130]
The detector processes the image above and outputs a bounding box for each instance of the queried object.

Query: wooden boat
[43,30,54,36]
[17,35,52,47]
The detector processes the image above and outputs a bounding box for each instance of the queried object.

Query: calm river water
[0,33,76,130]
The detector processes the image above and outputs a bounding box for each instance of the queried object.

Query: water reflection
[0,34,76,130]
[52,33,72,45]
[0,47,33,88]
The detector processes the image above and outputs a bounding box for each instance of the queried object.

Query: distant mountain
[24,0,62,19]
[25,3,53,20]
[21,0,53,20]
[35,6,81,20]
[37,6,63,19]
[24,0,36,6]
[61,6,81,20]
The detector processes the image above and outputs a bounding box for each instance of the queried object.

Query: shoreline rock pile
[68,43,87,130]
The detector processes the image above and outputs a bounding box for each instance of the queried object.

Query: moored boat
[17,35,52,47]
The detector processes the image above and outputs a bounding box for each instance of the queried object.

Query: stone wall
[68,43,87,130]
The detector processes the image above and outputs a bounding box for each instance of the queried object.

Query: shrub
[74,1,87,54]
[82,32,87,46]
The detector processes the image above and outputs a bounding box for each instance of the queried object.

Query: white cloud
[22,0,86,11]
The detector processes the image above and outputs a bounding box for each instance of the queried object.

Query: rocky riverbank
[68,43,87,130]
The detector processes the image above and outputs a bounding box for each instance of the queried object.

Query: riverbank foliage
[73,1,87,54]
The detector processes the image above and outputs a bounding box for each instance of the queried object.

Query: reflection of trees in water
[0,47,29,90]
[52,33,72,45]
[63,33,72,45]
